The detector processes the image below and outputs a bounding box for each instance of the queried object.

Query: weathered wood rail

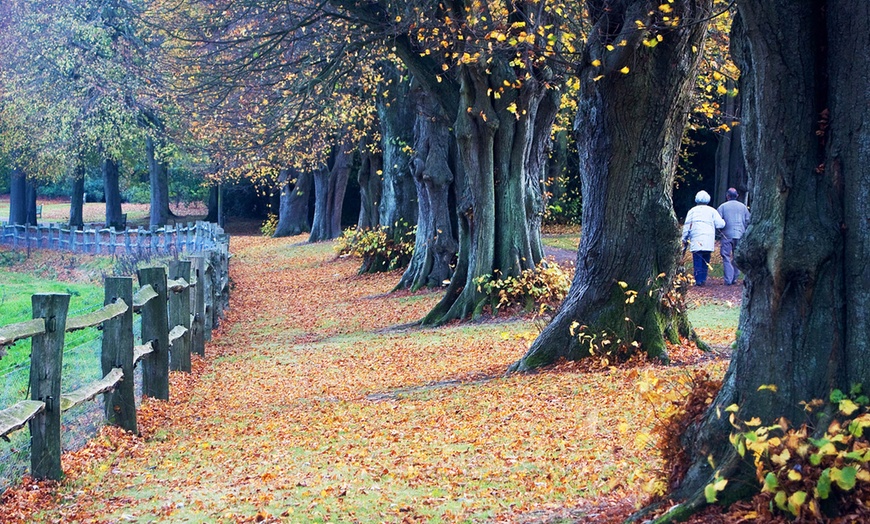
[0,221,223,257]
[0,241,230,482]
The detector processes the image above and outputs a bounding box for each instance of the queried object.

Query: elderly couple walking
[681,188,751,287]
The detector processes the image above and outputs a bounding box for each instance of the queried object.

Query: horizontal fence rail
[0,221,224,257]
[0,237,229,484]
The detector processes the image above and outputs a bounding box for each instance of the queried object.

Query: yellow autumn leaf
[620,66,630,74]
[840,399,860,415]
[591,59,601,67]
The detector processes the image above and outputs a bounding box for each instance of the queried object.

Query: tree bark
[25,179,37,225]
[69,165,85,230]
[9,167,27,225]
[658,2,870,519]
[309,138,353,242]
[396,88,458,291]
[147,136,174,228]
[273,168,312,237]
[103,158,124,229]
[511,0,712,371]
[376,63,417,235]
[713,79,749,206]
[356,135,382,230]
[206,184,219,223]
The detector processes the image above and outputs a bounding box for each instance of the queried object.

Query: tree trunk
[9,167,27,225]
[103,158,124,229]
[511,0,712,371]
[206,185,219,222]
[356,135,382,230]
[147,136,173,228]
[376,64,417,235]
[525,82,561,264]
[422,55,556,324]
[69,165,85,230]
[713,79,750,206]
[273,168,312,237]
[309,138,353,242]
[25,179,37,225]
[396,88,458,291]
[658,3,870,519]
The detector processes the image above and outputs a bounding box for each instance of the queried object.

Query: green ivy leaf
[763,471,778,491]
[831,466,857,491]
[774,490,787,511]
[817,468,832,499]
[787,491,807,517]
[704,483,718,503]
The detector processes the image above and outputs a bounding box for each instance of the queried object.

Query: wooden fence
[0,221,224,257]
[0,244,229,481]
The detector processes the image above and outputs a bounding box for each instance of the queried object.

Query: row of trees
[165,0,870,517]
[0,0,213,229]
[5,0,865,518]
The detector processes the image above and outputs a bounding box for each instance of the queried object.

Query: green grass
[687,302,740,331]
[0,270,104,374]
[542,234,580,251]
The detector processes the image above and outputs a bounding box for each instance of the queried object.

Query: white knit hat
[695,190,711,204]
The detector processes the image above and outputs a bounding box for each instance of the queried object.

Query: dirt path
[9,231,728,523]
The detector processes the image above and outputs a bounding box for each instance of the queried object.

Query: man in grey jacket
[717,188,751,285]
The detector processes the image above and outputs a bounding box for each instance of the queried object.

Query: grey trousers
[721,237,740,284]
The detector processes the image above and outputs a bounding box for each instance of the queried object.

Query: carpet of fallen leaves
[1,230,735,523]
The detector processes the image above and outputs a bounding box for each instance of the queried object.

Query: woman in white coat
[681,190,725,286]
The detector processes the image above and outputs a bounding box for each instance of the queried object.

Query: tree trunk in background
[69,166,85,229]
[511,0,712,371]
[9,167,27,225]
[377,63,417,235]
[656,3,870,520]
[25,179,37,225]
[103,158,124,229]
[206,185,219,222]
[713,79,749,206]
[356,135,382,230]
[396,89,458,291]
[525,84,561,264]
[273,168,312,237]
[147,136,174,228]
[309,138,353,242]
[546,130,570,214]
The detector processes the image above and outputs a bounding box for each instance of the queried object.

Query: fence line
[0,221,224,257]
[0,239,229,483]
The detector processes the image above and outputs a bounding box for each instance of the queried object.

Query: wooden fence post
[203,255,214,341]
[190,256,206,356]
[29,293,70,480]
[138,267,170,400]
[169,260,192,372]
[101,277,137,433]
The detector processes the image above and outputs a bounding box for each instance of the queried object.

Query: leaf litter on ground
[1,230,733,523]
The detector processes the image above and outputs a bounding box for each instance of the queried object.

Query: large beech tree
[650,2,870,520]
[333,0,569,323]
[512,0,713,370]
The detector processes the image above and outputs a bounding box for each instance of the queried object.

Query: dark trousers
[692,251,712,286]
